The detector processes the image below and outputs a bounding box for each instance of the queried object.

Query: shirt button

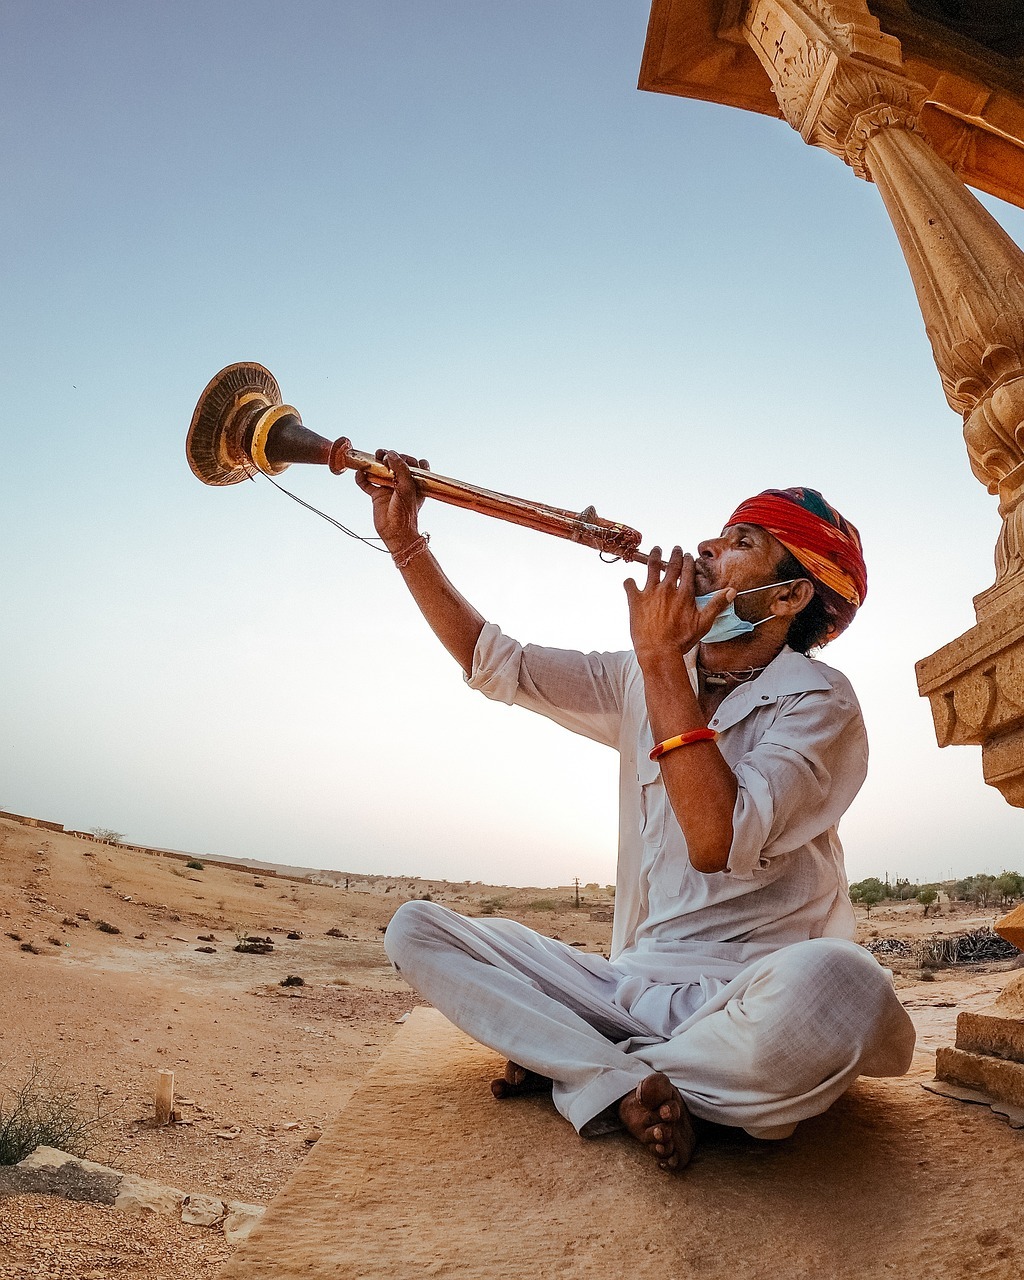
[760,695,769,701]
[710,718,719,727]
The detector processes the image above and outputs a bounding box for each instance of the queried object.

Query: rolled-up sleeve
[466,621,630,749]
[726,690,868,877]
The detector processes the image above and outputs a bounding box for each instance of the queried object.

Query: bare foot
[617,1072,696,1172]
[490,1060,552,1100]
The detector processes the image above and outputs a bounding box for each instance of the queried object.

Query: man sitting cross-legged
[359,455,915,1171]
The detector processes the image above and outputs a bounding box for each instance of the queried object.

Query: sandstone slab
[935,1046,1024,1109]
[955,1011,1024,1064]
[218,1008,1023,1280]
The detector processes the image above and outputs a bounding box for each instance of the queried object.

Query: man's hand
[624,546,735,662]
[354,450,429,554]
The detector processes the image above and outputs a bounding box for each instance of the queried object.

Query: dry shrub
[0,1063,103,1166]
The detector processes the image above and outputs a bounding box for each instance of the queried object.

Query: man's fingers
[385,450,419,505]
[664,546,684,583]
[679,551,696,592]
[645,547,663,589]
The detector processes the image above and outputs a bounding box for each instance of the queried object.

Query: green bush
[185,859,205,871]
[0,1064,100,1165]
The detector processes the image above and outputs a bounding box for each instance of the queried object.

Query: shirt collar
[697,646,832,734]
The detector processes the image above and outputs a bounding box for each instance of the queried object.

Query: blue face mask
[695,580,801,644]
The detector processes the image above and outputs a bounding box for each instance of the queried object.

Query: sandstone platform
[218,1008,1023,1280]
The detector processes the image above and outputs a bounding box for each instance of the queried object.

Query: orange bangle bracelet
[649,728,717,761]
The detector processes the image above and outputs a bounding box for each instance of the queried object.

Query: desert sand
[0,814,1020,1278]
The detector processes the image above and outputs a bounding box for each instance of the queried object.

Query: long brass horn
[187,363,650,563]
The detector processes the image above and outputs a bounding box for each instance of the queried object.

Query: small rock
[195,946,216,953]
[181,1193,225,1227]
[223,1201,265,1245]
[213,1124,242,1140]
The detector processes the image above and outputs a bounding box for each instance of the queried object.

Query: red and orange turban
[727,488,866,640]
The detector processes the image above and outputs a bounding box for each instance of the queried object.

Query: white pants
[384,901,916,1139]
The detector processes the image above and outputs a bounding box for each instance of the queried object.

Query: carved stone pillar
[737,0,1024,805]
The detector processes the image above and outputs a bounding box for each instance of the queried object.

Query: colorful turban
[727,488,867,640]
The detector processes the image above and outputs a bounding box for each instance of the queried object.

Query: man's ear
[773,579,815,618]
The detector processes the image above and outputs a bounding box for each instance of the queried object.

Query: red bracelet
[649,728,718,761]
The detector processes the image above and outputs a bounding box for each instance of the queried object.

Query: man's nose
[697,538,719,558]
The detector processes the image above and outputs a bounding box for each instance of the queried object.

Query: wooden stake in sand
[154,1069,175,1125]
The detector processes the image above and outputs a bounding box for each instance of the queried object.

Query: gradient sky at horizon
[3,1,1024,888]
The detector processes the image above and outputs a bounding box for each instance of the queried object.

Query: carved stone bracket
[740,0,922,170]
[917,591,1024,805]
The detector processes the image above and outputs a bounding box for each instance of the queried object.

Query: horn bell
[186,362,283,486]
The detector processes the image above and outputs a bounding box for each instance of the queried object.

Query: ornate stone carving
[917,593,1024,733]
[742,2,1024,594]
[731,1,1024,804]
[741,0,911,157]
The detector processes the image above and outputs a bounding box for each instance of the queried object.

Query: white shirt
[467,623,867,993]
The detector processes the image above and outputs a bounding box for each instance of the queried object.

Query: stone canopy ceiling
[906,2,1024,60]
[639,1,1024,208]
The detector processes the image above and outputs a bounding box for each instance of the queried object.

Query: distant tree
[956,873,999,907]
[850,877,886,916]
[90,827,124,843]
[995,871,1024,906]
[917,886,938,917]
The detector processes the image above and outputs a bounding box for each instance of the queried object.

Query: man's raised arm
[355,450,484,676]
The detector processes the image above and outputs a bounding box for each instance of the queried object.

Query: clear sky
[3,1,1024,887]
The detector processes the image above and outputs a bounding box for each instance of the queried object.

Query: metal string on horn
[186,363,651,563]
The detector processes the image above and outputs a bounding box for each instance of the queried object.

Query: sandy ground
[0,816,1019,1278]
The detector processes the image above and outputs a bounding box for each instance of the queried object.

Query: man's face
[695,524,792,619]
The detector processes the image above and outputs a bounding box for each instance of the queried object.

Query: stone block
[18,1146,120,1178]
[935,1046,1024,1109]
[13,1147,121,1204]
[115,1173,185,1217]
[955,1011,1024,1064]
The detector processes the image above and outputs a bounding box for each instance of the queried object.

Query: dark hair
[774,550,856,653]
